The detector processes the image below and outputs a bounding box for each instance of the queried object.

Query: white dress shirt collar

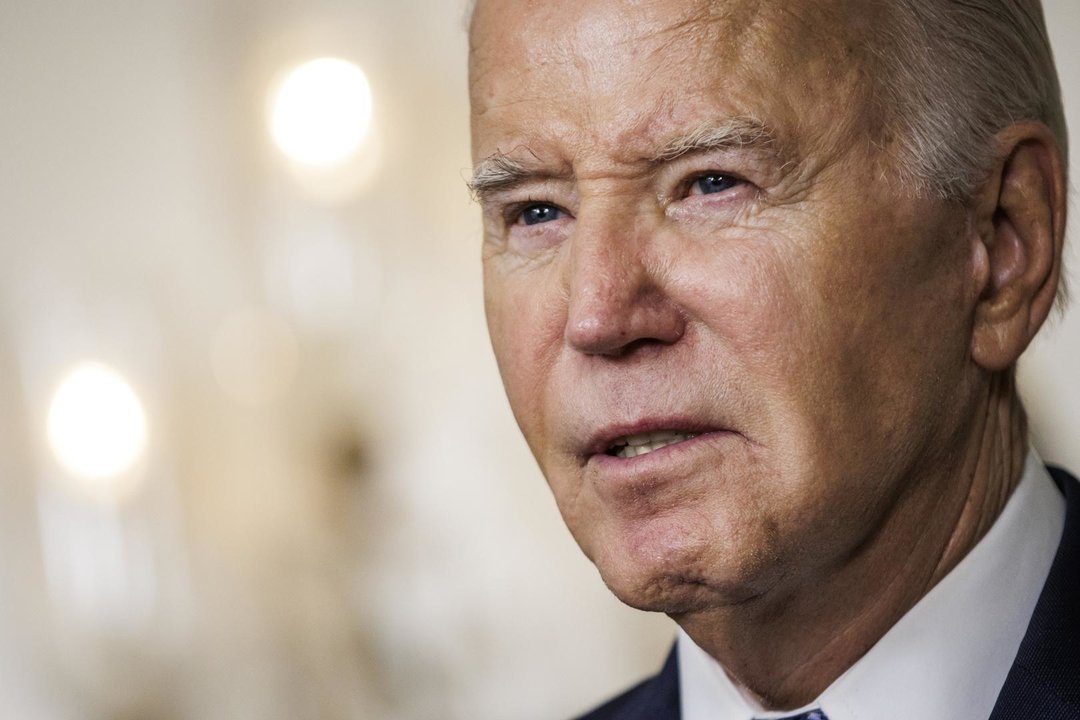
[679,450,1067,720]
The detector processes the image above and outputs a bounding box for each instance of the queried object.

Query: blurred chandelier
[270,57,373,167]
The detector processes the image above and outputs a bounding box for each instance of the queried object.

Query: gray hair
[879,0,1069,308]
[875,0,1068,201]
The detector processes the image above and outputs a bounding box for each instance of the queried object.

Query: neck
[675,372,1028,711]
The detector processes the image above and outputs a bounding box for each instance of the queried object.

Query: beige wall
[1022,0,1080,472]
[0,2,1076,718]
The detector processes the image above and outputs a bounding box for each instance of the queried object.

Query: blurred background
[0,1,1077,718]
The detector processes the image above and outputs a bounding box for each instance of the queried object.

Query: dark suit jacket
[577,467,1080,720]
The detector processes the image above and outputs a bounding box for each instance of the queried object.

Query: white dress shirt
[679,449,1067,720]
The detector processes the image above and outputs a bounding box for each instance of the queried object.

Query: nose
[563,214,685,356]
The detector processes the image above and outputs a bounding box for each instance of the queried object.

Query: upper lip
[582,417,728,458]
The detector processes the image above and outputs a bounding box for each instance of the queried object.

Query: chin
[601,569,722,614]
[586,515,779,614]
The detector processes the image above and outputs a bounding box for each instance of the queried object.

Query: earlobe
[970,123,1066,372]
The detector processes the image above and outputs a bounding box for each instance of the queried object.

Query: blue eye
[519,204,564,226]
[694,174,738,195]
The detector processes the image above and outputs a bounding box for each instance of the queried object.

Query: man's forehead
[469,0,879,126]
[469,0,879,170]
[471,0,753,83]
[470,1,760,139]
[469,0,871,69]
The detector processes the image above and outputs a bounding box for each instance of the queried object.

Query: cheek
[797,209,971,415]
[671,207,970,499]
[676,233,807,381]
[484,265,566,448]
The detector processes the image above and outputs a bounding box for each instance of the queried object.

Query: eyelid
[657,169,745,204]
[686,172,744,197]
[481,179,575,218]
[505,199,571,227]
[654,156,730,198]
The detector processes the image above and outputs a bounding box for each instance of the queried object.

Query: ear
[969,122,1067,372]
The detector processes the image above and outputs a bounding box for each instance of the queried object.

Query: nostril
[565,303,686,356]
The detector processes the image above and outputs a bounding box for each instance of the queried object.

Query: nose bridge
[563,198,682,355]
[569,205,644,307]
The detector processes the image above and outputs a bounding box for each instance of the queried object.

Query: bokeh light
[47,362,148,483]
[270,57,373,167]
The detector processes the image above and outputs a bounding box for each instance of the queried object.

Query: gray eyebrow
[649,118,776,163]
[467,153,543,199]
[467,117,777,200]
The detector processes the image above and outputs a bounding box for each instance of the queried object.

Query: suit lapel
[626,647,680,720]
[575,645,680,720]
[989,466,1080,719]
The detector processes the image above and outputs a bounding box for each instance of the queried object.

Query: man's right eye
[516,203,565,226]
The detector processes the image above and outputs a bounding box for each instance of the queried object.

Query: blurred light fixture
[47,362,148,483]
[270,57,373,167]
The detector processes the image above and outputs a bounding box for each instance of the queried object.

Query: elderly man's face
[472,0,983,612]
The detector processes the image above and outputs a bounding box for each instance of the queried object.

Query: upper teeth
[610,431,699,458]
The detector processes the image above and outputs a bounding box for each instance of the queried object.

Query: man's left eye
[692,174,739,195]
[516,203,565,226]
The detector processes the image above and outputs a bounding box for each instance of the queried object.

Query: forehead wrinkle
[640,0,767,68]
[758,1,879,80]
[471,0,875,195]
[603,3,778,160]
[568,19,763,168]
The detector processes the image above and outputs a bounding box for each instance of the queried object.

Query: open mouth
[605,430,700,459]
